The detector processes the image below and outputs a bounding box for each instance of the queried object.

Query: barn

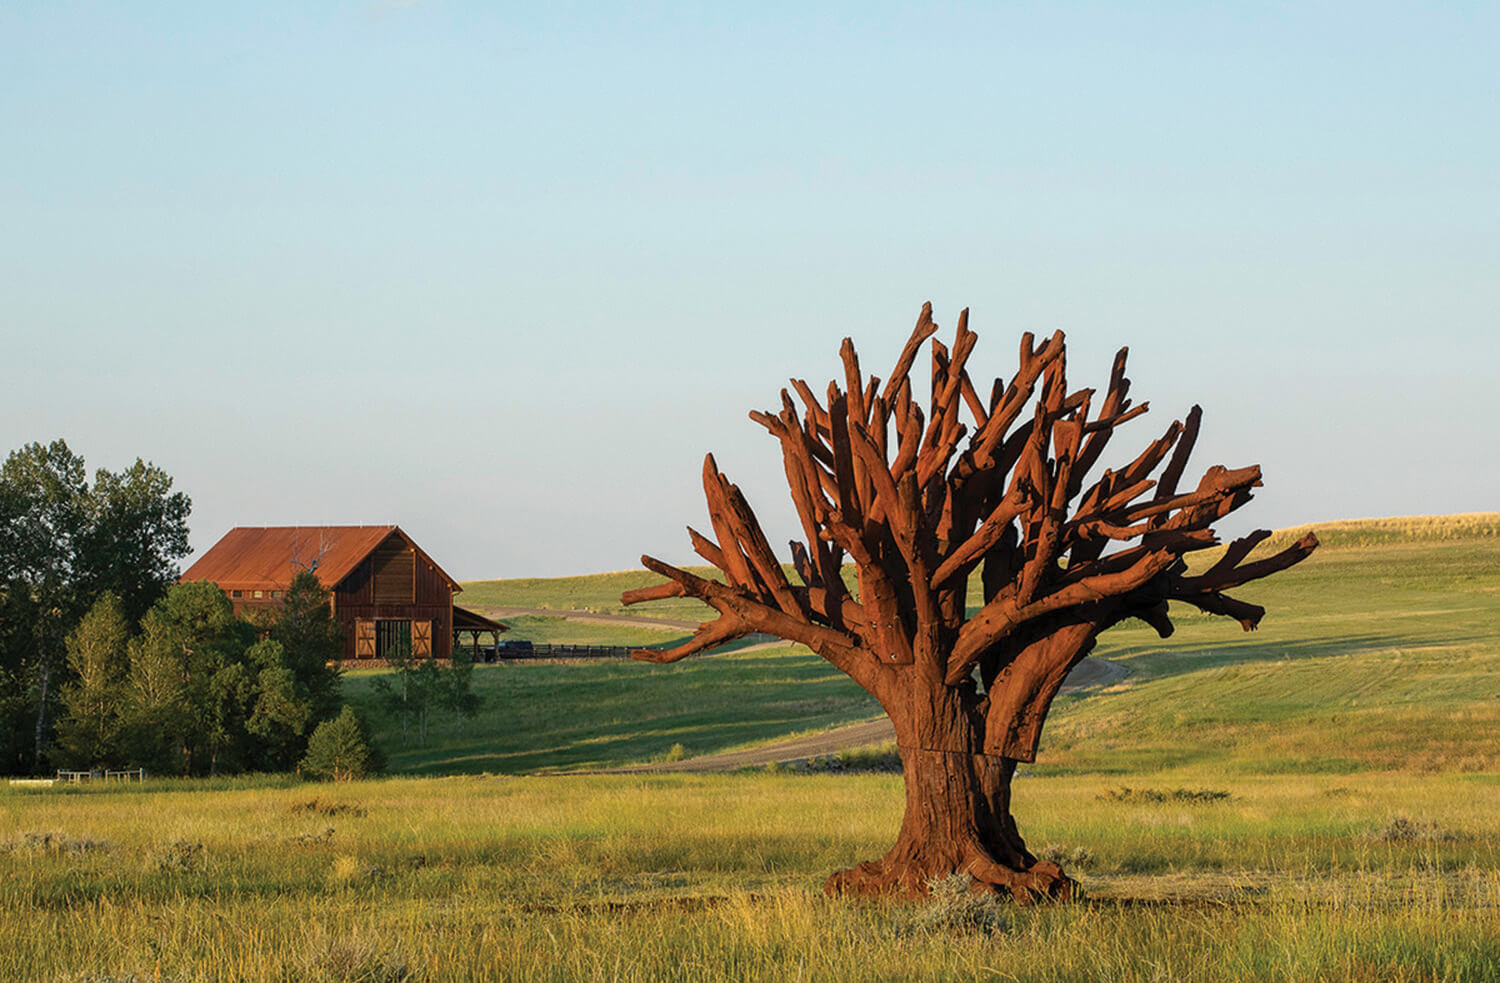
[179,525,506,662]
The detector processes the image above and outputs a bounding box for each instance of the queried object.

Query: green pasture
[484,614,686,648]
[458,570,711,622]
[1043,522,1500,777]
[3,514,1498,981]
[2,770,1496,981]
[358,514,1500,779]
[342,644,878,775]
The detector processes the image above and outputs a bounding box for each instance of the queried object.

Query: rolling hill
[346,514,1500,777]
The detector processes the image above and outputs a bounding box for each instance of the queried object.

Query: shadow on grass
[1096,626,1493,685]
[357,650,880,776]
[388,709,873,775]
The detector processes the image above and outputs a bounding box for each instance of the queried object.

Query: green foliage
[122,580,250,774]
[0,439,190,773]
[301,706,381,781]
[51,593,131,769]
[269,571,343,720]
[246,660,315,765]
[73,458,192,623]
[47,581,337,777]
[369,650,482,749]
[0,439,88,773]
[369,648,418,747]
[441,646,483,736]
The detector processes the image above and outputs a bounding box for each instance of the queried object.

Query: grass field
[3,514,1498,981]
[3,771,1496,981]
[342,645,877,775]
[458,571,714,623]
[354,513,1500,780]
[479,614,684,648]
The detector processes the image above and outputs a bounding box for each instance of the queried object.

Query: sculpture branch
[625,303,1318,900]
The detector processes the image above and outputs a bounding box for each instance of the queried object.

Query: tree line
[3,439,486,779]
[53,574,346,775]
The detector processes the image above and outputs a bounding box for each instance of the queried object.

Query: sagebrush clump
[906,874,1011,935]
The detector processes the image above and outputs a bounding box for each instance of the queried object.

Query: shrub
[1040,843,1096,869]
[907,874,1011,936]
[4,831,109,855]
[1098,786,1231,804]
[300,926,409,981]
[291,797,366,817]
[147,839,204,873]
[1369,815,1456,843]
[301,706,382,782]
[802,744,903,773]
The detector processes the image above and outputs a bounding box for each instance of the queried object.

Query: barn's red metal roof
[179,525,460,593]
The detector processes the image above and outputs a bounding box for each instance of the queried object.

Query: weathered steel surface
[626,304,1318,901]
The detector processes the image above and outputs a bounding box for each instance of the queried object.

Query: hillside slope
[349,514,1500,776]
[1047,513,1500,775]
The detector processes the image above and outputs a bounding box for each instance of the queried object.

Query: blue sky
[3,2,1496,578]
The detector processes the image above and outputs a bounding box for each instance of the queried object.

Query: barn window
[254,590,264,599]
[232,590,242,598]
[375,620,412,661]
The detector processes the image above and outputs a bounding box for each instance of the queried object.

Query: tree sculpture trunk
[832,710,1069,901]
[624,304,1317,900]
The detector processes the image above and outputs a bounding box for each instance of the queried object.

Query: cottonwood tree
[623,305,1318,901]
[0,439,190,772]
[52,593,132,770]
[123,580,248,774]
[48,581,330,776]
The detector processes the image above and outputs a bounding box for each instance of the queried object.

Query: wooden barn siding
[333,603,454,660]
[335,546,453,607]
[333,551,454,661]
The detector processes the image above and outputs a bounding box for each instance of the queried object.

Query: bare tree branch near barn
[623,304,1319,901]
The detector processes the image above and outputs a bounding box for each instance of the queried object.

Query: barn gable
[181,525,470,662]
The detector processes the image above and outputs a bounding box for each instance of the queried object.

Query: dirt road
[589,655,1127,774]
[482,607,701,632]
[495,603,1127,774]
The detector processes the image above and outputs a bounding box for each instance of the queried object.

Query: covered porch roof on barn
[452,606,507,633]
[180,525,462,594]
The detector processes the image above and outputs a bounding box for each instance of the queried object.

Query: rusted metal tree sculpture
[623,305,1318,901]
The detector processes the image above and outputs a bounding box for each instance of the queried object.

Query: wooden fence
[486,643,633,661]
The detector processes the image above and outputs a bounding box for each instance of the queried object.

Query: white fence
[54,768,145,783]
